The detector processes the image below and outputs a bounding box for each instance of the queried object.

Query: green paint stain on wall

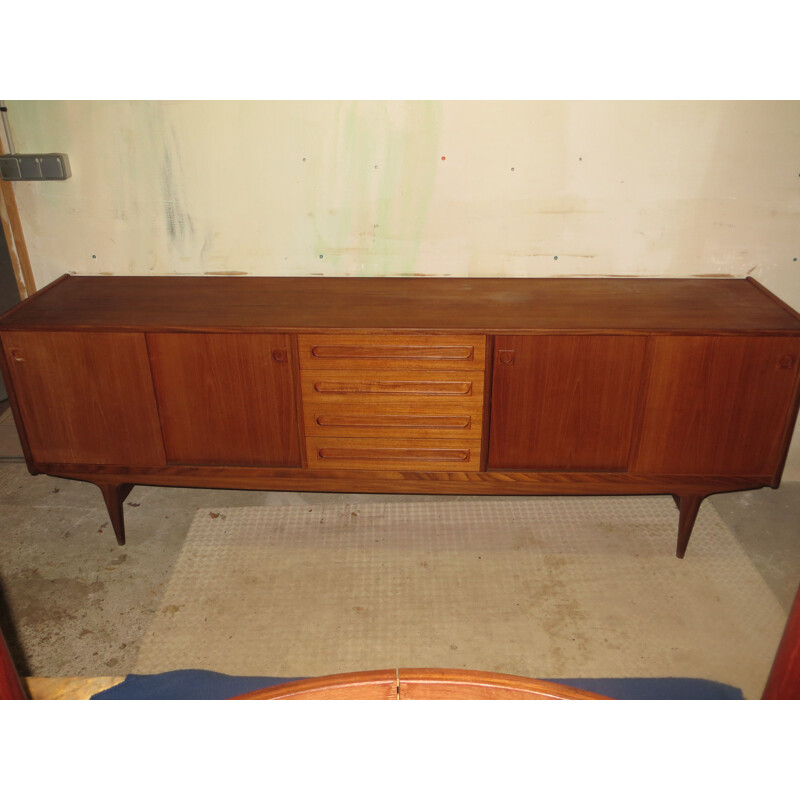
[310,101,442,275]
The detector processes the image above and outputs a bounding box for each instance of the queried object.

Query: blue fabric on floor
[91,670,302,700]
[90,670,743,700]
[553,677,743,700]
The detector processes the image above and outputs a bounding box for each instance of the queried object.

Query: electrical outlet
[0,153,71,180]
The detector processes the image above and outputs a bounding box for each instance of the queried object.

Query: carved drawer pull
[10,348,25,363]
[310,345,475,361]
[316,414,471,430]
[315,414,472,430]
[317,446,470,462]
[272,349,288,363]
[779,354,796,369]
[313,380,473,396]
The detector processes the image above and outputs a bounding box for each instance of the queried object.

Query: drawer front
[303,401,483,440]
[301,369,484,404]
[305,436,481,471]
[298,334,487,470]
[298,334,485,371]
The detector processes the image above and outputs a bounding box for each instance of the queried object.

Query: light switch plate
[0,153,71,180]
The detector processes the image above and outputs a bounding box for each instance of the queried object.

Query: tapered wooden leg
[97,483,134,545]
[675,494,704,559]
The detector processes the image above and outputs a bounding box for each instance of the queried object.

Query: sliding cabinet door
[489,335,646,470]
[1,331,165,465]
[631,336,800,476]
[148,333,301,467]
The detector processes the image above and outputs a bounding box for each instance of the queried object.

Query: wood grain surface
[3,275,799,333]
[43,463,771,495]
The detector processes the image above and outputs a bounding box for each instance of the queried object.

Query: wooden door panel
[147,333,301,467]
[1,331,165,465]
[488,335,646,470]
[631,336,800,476]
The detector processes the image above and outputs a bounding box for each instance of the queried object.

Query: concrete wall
[6,100,800,478]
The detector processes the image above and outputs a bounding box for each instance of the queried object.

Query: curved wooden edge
[230,668,610,700]
[397,669,609,700]
[231,670,398,700]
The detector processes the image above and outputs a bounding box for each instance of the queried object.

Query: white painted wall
[6,100,800,478]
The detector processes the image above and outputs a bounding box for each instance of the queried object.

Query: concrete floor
[1,400,799,681]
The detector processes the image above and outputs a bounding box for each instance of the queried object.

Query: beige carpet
[134,496,786,698]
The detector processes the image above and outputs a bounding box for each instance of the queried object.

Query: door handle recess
[498,349,515,365]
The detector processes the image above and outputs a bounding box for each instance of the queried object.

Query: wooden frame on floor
[0,134,36,299]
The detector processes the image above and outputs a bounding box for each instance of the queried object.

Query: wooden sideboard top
[1,274,799,334]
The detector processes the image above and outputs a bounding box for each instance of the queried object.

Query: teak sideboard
[1,275,799,558]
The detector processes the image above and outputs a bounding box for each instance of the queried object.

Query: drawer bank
[1,274,799,558]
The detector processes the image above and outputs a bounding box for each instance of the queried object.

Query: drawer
[301,369,484,404]
[303,401,483,440]
[298,334,485,371]
[305,436,482,471]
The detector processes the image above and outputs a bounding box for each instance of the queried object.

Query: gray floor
[1,401,798,681]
